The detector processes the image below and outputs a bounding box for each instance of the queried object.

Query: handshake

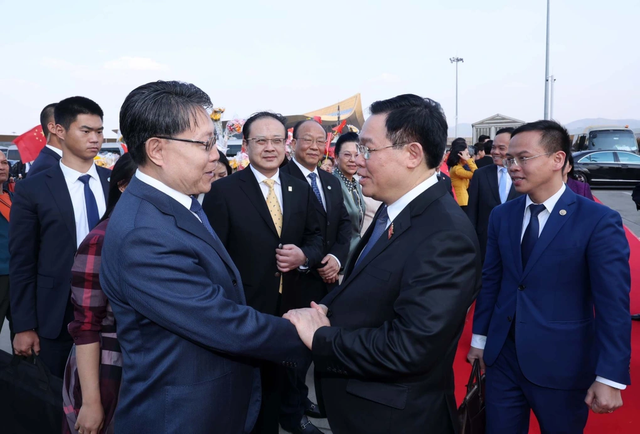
[283,302,331,350]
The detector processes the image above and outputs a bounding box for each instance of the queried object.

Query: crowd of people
[0,81,634,434]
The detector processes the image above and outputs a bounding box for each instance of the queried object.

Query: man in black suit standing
[285,94,482,434]
[280,119,351,424]
[28,103,63,178]
[466,127,521,262]
[10,97,110,377]
[203,112,323,434]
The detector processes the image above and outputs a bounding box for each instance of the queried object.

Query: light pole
[450,57,464,138]
[543,0,551,119]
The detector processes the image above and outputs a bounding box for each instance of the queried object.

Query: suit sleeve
[300,188,323,267]
[311,230,479,379]
[328,197,352,268]
[472,207,503,336]
[466,171,480,228]
[203,184,230,247]
[587,210,631,385]
[115,226,310,367]
[8,182,41,333]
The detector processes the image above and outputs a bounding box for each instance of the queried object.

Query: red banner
[13,125,46,163]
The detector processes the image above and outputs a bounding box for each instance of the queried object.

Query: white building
[472,114,525,143]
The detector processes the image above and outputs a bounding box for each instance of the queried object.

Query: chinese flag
[325,132,334,157]
[313,116,322,124]
[332,120,347,134]
[13,125,46,163]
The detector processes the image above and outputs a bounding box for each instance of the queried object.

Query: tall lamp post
[543,0,551,119]
[450,57,464,138]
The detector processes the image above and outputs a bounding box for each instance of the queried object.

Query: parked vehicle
[572,126,638,152]
[572,150,640,186]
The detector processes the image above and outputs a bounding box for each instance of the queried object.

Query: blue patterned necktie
[521,204,546,268]
[498,167,509,204]
[355,205,388,268]
[308,172,324,210]
[78,174,100,230]
[190,196,217,238]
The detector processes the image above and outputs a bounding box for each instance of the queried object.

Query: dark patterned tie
[190,196,217,238]
[355,205,388,268]
[521,204,546,268]
[78,174,99,230]
[308,172,324,210]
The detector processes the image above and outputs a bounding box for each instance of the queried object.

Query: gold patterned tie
[263,179,283,293]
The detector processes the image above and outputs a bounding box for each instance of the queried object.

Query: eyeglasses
[297,137,326,147]
[246,137,285,147]
[339,152,358,160]
[503,152,552,168]
[356,143,407,160]
[155,135,216,152]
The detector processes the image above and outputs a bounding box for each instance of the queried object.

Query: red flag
[313,116,322,124]
[332,120,347,134]
[325,132,334,157]
[13,125,46,163]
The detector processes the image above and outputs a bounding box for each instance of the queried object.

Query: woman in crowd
[332,132,366,265]
[564,152,594,200]
[63,153,137,434]
[319,156,334,173]
[214,152,232,181]
[447,139,477,208]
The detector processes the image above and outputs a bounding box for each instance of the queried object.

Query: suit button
[275,272,281,277]
[518,285,526,291]
[507,316,512,322]
[232,280,237,286]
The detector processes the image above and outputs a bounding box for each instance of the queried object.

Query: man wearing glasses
[468,120,631,433]
[204,111,323,434]
[283,94,482,433]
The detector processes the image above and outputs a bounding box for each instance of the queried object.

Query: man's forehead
[72,114,103,127]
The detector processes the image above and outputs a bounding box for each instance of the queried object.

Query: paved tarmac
[1,188,636,433]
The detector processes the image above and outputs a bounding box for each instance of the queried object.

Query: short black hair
[446,141,468,169]
[483,139,493,154]
[511,120,570,163]
[478,135,490,142]
[292,119,325,140]
[119,81,212,166]
[451,137,467,147]
[218,152,232,176]
[369,94,448,169]
[55,97,103,131]
[242,111,287,140]
[334,132,359,156]
[495,127,515,137]
[101,153,137,222]
[40,103,57,137]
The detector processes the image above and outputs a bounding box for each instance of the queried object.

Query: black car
[572,150,640,186]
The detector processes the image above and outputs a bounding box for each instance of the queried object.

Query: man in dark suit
[466,127,520,262]
[475,140,495,168]
[27,102,63,178]
[10,96,110,377]
[468,121,631,433]
[101,81,309,434]
[204,112,323,434]
[285,94,482,433]
[280,119,351,424]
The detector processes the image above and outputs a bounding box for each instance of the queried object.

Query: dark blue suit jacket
[100,176,309,434]
[9,164,110,338]
[27,146,61,178]
[473,187,631,389]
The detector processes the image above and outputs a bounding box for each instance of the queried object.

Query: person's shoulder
[475,164,497,176]
[319,169,341,188]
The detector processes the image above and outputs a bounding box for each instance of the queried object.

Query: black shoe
[304,401,326,419]
[282,416,323,434]
[632,314,640,321]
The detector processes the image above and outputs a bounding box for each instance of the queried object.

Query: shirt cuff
[471,334,487,350]
[596,376,627,390]
[327,254,341,270]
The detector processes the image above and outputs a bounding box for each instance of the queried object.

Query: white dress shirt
[471,183,625,389]
[250,165,283,210]
[59,161,107,248]
[292,158,326,210]
[135,169,199,220]
[46,144,63,158]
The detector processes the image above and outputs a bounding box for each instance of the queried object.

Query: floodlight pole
[450,57,464,138]
[544,0,551,120]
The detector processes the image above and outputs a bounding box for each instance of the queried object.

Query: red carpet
[454,226,640,433]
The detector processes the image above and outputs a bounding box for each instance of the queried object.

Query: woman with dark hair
[563,152,594,200]
[63,153,137,434]
[447,140,477,207]
[214,152,232,181]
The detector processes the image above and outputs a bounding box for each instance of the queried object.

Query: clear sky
[1,0,638,137]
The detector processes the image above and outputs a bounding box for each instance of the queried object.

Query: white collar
[292,158,319,179]
[135,169,193,211]
[46,144,63,157]
[386,172,439,223]
[250,165,280,185]
[525,183,566,214]
[59,160,100,182]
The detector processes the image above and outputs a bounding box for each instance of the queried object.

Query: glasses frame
[357,143,409,160]
[245,137,286,147]
[503,152,553,169]
[155,135,216,152]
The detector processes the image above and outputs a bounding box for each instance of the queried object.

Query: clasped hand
[276,244,306,272]
[283,302,330,349]
[585,381,623,414]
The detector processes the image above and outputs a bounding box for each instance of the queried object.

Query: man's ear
[405,142,425,169]
[145,137,166,167]
[54,124,65,142]
[554,151,566,171]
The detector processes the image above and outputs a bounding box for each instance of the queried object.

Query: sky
[1,0,639,138]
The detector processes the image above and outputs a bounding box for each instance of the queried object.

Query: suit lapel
[280,171,296,233]
[488,165,501,204]
[509,197,527,275]
[45,166,77,246]
[521,189,576,279]
[507,184,519,201]
[318,170,331,217]
[238,167,279,237]
[97,166,110,204]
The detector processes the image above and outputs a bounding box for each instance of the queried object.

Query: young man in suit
[10,97,110,377]
[28,102,63,178]
[468,120,631,433]
[100,81,309,434]
[203,112,323,434]
[280,119,352,426]
[285,94,482,433]
[466,128,520,262]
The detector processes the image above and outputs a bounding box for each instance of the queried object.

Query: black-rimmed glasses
[155,135,216,152]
